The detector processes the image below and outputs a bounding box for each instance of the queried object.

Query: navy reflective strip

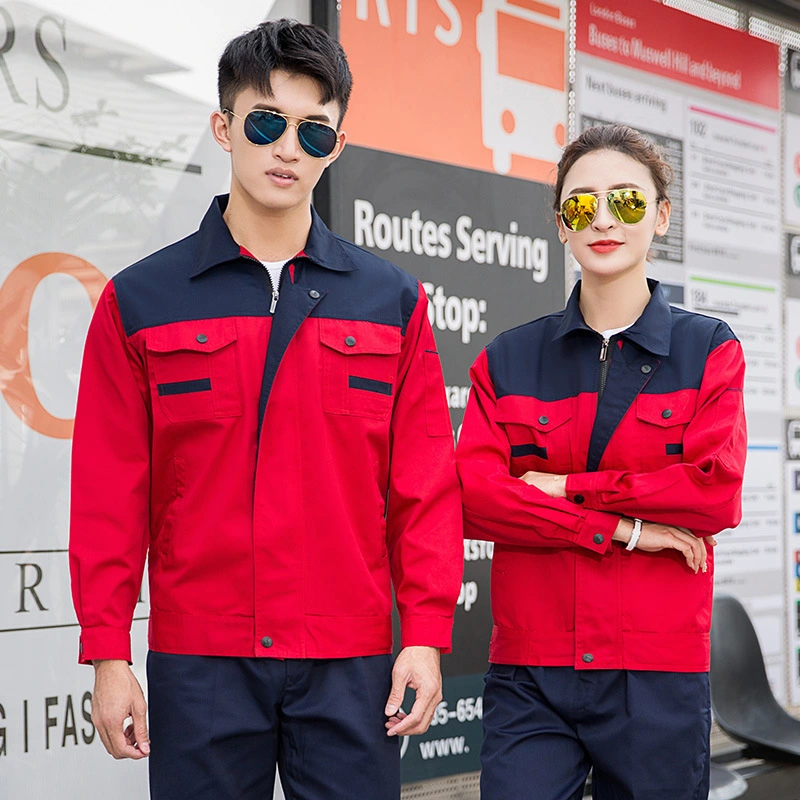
[511,443,547,459]
[349,376,393,396]
[666,443,683,455]
[157,378,211,396]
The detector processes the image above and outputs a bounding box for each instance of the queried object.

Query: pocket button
[196,333,208,344]
[345,336,356,347]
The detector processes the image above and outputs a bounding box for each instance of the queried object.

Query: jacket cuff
[400,614,455,654]
[78,626,132,665]
[574,509,618,554]
[566,472,600,508]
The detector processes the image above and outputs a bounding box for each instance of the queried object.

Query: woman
[456,123,747,799]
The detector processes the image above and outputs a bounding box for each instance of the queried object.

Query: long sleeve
[69,281,152,664]
[386,284,463,652]
[565,338,747,534]
[457,349,620,553]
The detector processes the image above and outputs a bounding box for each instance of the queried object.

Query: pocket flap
[495,395,572,432]
[319,318,401,355]
[636,394,695,427]
[146,319,237,354]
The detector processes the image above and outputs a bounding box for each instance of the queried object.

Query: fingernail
[142,741,150,754]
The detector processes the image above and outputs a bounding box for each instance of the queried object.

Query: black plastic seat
[710,594,800,761]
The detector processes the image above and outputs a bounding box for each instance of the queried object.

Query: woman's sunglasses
[560,188,649,231]
[223,108,339,159]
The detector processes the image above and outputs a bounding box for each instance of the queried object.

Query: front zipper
[268,281,279,314]
[598,336,612,399]
[242,253,283,314]
[265,266,282,314]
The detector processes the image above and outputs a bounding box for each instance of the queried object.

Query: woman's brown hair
[553,123,673,213]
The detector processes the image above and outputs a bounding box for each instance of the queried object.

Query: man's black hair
[218,19,353,126]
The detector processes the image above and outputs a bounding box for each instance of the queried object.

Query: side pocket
[423,350,453,437]
[151,457,186,558]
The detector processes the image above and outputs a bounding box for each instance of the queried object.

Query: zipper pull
[270,290,279,314]
[599,338,609,362]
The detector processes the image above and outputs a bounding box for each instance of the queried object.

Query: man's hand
[384,646,441,737]
[612,518,717,574]
[92,659,150,759]
[519,470,566,498]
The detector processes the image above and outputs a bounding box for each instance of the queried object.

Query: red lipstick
[589,240,622,253]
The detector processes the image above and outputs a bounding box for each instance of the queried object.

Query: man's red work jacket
[70,196,463,665]
[456,280,747,672]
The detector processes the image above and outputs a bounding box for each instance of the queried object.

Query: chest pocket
[320,319,401,420]
[146,319,242,422]
[496,396,573,476]
[635,394,695,471]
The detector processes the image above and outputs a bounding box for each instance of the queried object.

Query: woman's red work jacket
[456,280,747,672]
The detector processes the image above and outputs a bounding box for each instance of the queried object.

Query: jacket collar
[552,278,672,357]
[190,195,358,277]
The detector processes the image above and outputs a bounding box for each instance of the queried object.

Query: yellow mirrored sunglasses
[560,188,649,231]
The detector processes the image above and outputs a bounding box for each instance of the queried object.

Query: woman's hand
[613,518,717,574]
[519,470,567,498]
[519,472,717,574]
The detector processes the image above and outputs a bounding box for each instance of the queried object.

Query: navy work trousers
[146,652,400,800]
[480,665,710,800]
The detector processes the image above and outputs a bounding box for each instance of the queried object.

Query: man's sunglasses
[560,188,649,231]
[223,108,339,159]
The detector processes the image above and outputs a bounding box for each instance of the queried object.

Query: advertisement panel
[326,141,564,785]
[784,249,800,409]
[0,1,289,797]
[341,0,566,182]
[575,0,786,693]
[786,45,800,704]
[336,0,568,782]
[785,455,800,706]
[786,50,800,228]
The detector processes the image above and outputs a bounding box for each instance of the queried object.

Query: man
[69,19,462,799]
